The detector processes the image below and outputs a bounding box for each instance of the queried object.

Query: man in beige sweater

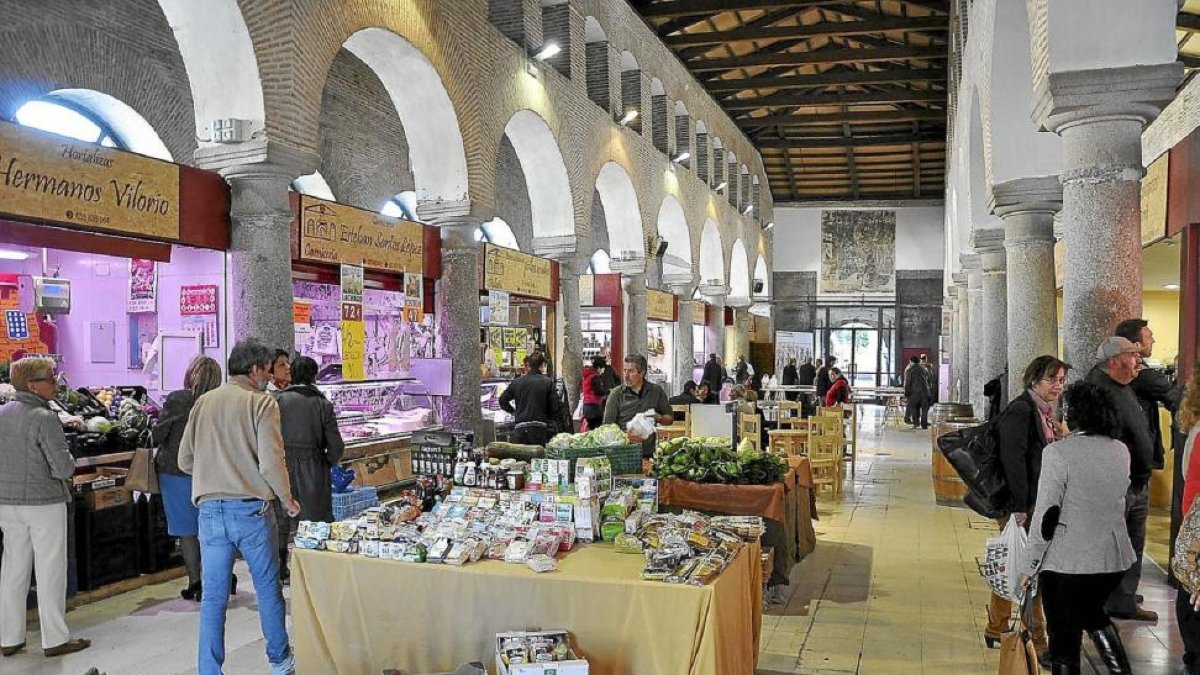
[179,339,300,675]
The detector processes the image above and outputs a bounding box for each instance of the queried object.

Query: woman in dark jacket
[983,355,1069,661]
[151,355,222,600]
[273,355,345,582]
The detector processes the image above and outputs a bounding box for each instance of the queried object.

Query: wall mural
[819,210,897,293]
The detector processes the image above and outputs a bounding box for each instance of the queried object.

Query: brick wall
[696,133,709,184]
[495,135,536,251]
[674,113,692,167]
[541,3,572,78]
[620,69,643,133]
[319,49,413,211]
[651,94,670,154]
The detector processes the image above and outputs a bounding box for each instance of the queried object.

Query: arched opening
[729,239,751,302]
[695,120,710,184]
[673,101,691,167]
[593,162,644,261]
[726,151,739,206]
[739,165,751,214]
[619,51,642,132]
[15,90,172,160]
[586,249,612,275]
[711,137,725,190]
[699,219,725,289]
[584,17,614,114]
[342,28,469,206]
[650,78,668,154]
[655,195,693,278]
[500,110,575,241]
[754,255,769,298]
[475,219,520,251]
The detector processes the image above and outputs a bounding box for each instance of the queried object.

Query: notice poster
[774,331,814,378]
[182,315,219,348]
[579,274,595,306]
[128,259,157,313]
[341,301,365,381]
[403,273,423,309]
[179,285,218,315]
[488,290,510,326]
[340,264,364,305]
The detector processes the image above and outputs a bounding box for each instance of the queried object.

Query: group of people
[0,339,347,674]
[982,317,1198,675]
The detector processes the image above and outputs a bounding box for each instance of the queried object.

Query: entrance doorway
[823,322,894,388]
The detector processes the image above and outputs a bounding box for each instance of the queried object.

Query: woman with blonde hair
[1175,366,1200,675]
[151,355,223,601]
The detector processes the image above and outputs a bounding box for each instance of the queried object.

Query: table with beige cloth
[292,541,762,675]
[659,458,815,586]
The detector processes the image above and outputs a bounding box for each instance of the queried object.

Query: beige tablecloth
[292,542,762,675]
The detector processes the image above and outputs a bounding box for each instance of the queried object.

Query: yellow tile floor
[757,408,1184,675]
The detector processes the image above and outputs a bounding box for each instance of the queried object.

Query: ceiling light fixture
[533,43,561,61]
[618,110,638,125]
[0,248,30,261]
[672,151,690,163]
[715,181,728,191]
[1164,283,1181,290]
[764,221,775,231]
[742,204,754,215]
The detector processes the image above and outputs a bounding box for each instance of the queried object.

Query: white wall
[772,205,945,273]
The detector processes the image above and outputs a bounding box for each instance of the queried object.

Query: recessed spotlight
[672,152,691,163]
[1164,283,1181,290]
[0,248,30,261]
[533,43,561,61]
[619,110,638,125]
[715,181,728,191]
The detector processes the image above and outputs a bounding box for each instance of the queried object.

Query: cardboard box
[74,467,131,510]
[495,631,589,675]
[81,486,132,510]
[351,454,399,487]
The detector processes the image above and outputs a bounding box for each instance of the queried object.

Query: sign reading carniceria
[0,121,180,240]
[298,195,424,274]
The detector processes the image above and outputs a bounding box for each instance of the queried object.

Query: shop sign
[579,274,595,306]
[646,288,676,322]
[298,195,424,274]
[179,285,218,315]
[482,243,553,300]
[341,301,365,382]
[1141,153,1168,246]
[0,121,180,240]
[127,259,157,313]
[690,301,705,326]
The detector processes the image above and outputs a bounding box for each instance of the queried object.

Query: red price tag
[341,302,363,322]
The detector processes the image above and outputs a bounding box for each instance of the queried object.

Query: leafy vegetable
[650,436,788,485]
[548,424,628,449]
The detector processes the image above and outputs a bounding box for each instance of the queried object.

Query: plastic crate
[546,444,643,477]
[332,485,379,520]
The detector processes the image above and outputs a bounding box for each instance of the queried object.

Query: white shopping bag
[980,518,1028,603]
[627,410,658,441]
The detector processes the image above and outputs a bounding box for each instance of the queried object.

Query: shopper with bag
[984,356,1070,658]
[1172,365,1200,675]
[151,355,223,601]
[602,353,674,457]
[1019,381,1136,675]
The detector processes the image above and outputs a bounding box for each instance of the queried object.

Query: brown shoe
[1,642,25,657]
[1109,606,1158,622]
[43,638,90,657]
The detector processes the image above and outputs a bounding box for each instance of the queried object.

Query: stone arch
[695,120,711,184]
[593,161,644,260]
[155,0,264,146]
[0,0,197,163]
[729,239,751,301]
[655,195,693,277]
[584,15,607,42]
[499,109,575,239]
[341,28,469,206]
[317,48,413,211]
[32,89,174,161]
[967,89,993,228]
[754,255,769,298]
[699,218,725,287]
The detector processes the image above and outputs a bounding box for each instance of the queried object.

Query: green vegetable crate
[545,444,643,476]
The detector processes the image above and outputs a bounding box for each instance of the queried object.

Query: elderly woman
[0,357,90,658]
[272,355,345,584]
[151,355,223,601]
[1021,381,1136,675]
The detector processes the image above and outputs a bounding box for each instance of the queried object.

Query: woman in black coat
[273,355,345,582]
[983,355,1070,663]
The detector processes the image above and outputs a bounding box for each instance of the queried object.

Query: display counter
[292,541,762,675]
[660,459,814,587]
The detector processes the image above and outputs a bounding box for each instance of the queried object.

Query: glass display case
[324,378,437,446]
[480,379,514,430]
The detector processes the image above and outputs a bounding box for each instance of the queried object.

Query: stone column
[952,276,970,403]
[669,280,698,390]
[549,254,587,411]
[422,204,487,435]
[624,274,648,358]
[974,228,1008,403]
[965,257,985,418]
[703,288,727,366]
[730,306,751,368]
[994,177,1062,395]
[1036,63,1181,370]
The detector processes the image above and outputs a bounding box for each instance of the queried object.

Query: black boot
[180,581,202,601]
[1051,663,1080,675]
[1088,624,1132,675]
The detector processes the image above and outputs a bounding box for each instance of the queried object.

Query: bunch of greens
[547,424,629,449]
[651,436,788,485]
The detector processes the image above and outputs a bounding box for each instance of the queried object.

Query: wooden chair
[807,434,843,499]
[738,412,762,453]
[777,401,804,429]
[656,405,691,443]
[883,395,906,429]
[767,428,807,456]
[816,404,857,476]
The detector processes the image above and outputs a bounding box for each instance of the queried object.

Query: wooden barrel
[929,402,974,424]
[931,421,974,506]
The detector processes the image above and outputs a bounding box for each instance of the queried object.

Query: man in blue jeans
[179,339,301,675]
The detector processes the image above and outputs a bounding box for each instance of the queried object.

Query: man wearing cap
[1087,335,1157,622]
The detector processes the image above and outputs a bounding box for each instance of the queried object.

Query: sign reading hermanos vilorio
[298,195,424,275]
[0,121,181,240]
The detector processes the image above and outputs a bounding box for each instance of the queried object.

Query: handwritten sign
[179,285,218,315]
[0,121,180,240]
[298,195,424,274]
[646,288,677,322]
[341,308,365,382]
[578,274,595,306]
[483,244,553,300]
[293,300,312,325]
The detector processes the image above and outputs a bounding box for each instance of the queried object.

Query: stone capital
[1034,62,1183,135]
[532,235,579,261]
[951,272,968,286]
[699,282,729,298]
[727,295,752,309]
[991,176,1063,218]
[196,138,320,180]
[959,252,981,272]
[970,226,1006,254]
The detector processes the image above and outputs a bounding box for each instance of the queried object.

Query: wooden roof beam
[665,16,948,47]
[725,87,946,110]
[738,109,945,127]
[640,0,843,20]
[690,45,947,72]
[754,131,945,148]
[706,66,947,93]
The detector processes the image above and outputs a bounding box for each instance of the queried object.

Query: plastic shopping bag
[980,518,1028,603]
[627,410,658,441]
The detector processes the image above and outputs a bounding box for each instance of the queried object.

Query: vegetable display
[651,436,789,485]
[547,424,628,450]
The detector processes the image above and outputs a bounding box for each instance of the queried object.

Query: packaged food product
[525,554,558,573]
[294,537,323,550]
[613,533,643,554]
[505,539,531,563]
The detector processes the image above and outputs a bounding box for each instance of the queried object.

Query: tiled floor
[4,408,1187,675]
[757,408,1186,675]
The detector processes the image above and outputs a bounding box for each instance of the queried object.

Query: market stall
[0,119,232,592]
[645,288,677,392]
[579,273,624,368]
[291,194,446,491]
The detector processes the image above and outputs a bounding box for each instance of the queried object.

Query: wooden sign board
[482,243,553,300]
[297,195,424,274]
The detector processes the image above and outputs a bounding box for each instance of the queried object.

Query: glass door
[825,323,895,388]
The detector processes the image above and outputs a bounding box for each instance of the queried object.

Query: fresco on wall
[819,210,896,293]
